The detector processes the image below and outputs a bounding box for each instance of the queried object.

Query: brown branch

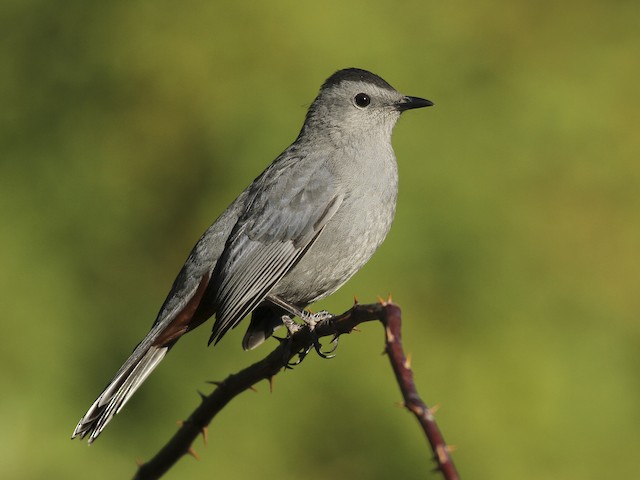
[133,302,458,480]
[381,303,459,480]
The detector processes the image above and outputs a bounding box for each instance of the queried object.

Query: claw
[313,335,339,358]
[314,345,336,359]
[326,335,340,354]
[287,344,312,366]
[310,327,340,358]
[307,314,339,359]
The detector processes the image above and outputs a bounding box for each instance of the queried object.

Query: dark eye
[354,93,371,108]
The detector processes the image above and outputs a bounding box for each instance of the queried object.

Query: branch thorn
[187,447,200,461]
[403,352,412,370]
[435,445,448,464]
[385,326,395,343]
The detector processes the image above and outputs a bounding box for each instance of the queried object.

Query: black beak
[396,96,434,112]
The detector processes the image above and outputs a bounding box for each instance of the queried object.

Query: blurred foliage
[1,0,639,478]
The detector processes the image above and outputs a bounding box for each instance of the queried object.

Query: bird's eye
[354,93,371,108]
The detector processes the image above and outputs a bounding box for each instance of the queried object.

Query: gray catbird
[72,68,432,443]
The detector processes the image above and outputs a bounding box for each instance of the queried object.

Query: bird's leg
[266,295,307,320]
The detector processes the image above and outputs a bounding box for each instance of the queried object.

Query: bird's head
[300,68,433,143]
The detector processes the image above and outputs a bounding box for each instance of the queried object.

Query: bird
[72,68,433,443]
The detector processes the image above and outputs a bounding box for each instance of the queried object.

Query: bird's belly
[270,192,396,306]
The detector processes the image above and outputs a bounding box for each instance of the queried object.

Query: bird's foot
[275,315,304,367]
[301,310,338,359]
[279,311,339,365]
[282,314,302,335]
[300,309,333,329]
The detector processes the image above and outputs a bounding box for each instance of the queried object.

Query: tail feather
[72,346,168,443]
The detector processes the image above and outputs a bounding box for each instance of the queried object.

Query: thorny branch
[133,302,459,480]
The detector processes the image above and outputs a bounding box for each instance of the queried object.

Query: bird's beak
[396,96,434,111]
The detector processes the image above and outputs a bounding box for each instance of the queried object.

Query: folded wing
[207,155,342,344]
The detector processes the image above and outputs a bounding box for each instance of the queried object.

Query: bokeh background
[2,0,638,478]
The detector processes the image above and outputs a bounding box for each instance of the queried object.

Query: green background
[2,0,638,478]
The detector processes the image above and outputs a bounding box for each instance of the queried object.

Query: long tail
[71,344,168,444]
[73,271,214,443]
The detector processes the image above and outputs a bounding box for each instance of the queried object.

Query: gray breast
[271,145,398,305]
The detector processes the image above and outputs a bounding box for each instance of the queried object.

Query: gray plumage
[72,68,432,443]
